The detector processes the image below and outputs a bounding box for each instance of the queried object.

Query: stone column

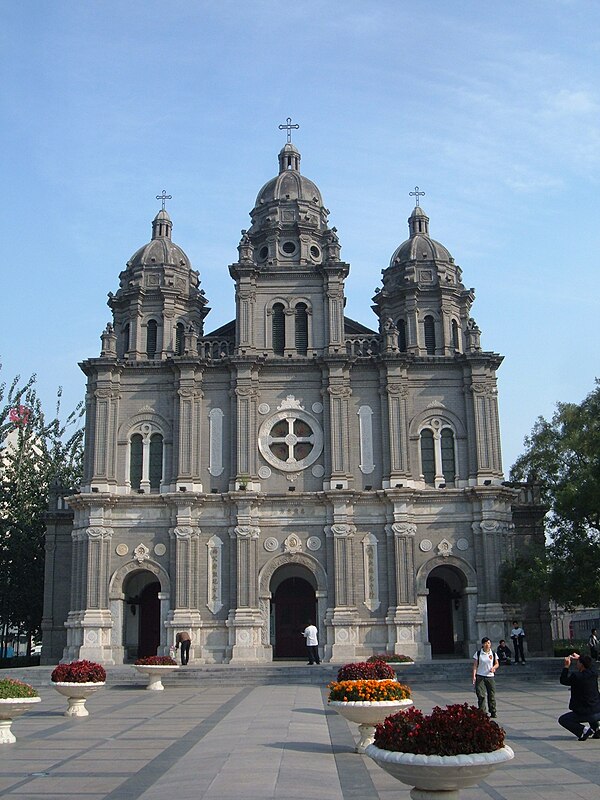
[385,383,410,486]
[73,526,115,664]
[91,386,119,491]
[228,524,266,662]
[385,521,421,660]
[327,522,360,662]
[176,375,203,491]
[327,384,352,487]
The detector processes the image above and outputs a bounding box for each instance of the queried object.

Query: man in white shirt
[511,621,526,664]
[472,637,499,717]
[302,621,320,665]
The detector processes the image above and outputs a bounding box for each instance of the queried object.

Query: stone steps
[7,657,562,689]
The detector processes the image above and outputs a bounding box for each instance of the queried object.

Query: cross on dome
[409,186,425,207]
[278,117,300,143]
[156,189,172,211]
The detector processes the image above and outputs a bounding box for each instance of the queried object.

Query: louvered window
[176,323,185,356]
[424,316,436,355]
[147,320,158,359]
[398,319,407,352]
[441,429,456,484]
[122,323,130,358]
[272,304,285,355]
[420,429,435,485]
[130,434,143,490]
[452,319,460,351]
[149,434,163,490]
[295,303,308,355]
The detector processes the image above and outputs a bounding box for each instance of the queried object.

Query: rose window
[258,409,323,472]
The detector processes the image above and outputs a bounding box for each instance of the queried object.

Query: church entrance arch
[270,565,317,659]
[426,565,467,657]
[123,570,161,660]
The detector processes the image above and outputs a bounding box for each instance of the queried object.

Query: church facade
[42,135,548,665]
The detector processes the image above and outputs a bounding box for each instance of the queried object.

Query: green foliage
[553,639,588,657]
[0,678,38,698]
[0,365,84,651]
[510,381,600,608]
[500,545,549,605]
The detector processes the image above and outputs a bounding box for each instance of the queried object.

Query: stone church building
[42,134,549,665]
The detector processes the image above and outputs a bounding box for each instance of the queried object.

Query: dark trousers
[512,636,525,662]
[475,675,496,715]
[307,645,320,664]
[559,710,600,737]
[180,639,190,665]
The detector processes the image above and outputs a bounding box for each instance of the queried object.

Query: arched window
[420,429,435,485]
[122,323,130,358]
[424,316,436,355]
[130,434,143,490]
[272,303,285,355]
[452,319,460,351]
[441,428,456,484]
[295,303,308,355]
[397,319,407,352]
[149,434,163,490]
[146,320,158,359]
[175,323,185,356]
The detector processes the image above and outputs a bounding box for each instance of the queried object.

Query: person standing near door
[302,621,320,665]
[175,631,191,665]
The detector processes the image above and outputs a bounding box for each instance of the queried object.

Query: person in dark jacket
[558,653,600,740]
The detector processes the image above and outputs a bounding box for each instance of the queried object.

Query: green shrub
[0,678,39,698]
[553,639,587,657]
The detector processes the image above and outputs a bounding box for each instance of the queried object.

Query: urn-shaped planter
[327,678,413,754]
[134,659,179,690]
[53,682,105,717]
[365,744,515,799]
[329,699,414,753]
[366,703,514,799]
[0,697,41,743]
[50,660,107,718]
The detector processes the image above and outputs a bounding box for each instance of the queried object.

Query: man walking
[175,631,191,665]
[472,637,499,717]
[302,620,320,665]
[559,653,600,740]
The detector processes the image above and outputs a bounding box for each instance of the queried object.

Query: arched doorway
[123,571,161,661]
[426,565,466,657]
[270,566,317,659]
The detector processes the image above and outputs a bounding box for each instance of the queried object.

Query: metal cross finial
[156,189,172,210]
[409,186,425,206]
[278,117,300,143]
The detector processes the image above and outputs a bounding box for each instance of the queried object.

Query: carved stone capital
[480,520,501,533]
[86,526,112,540]
[235,386,257,398]
[234,525,260,539]
[327,385,352,398]
[330,523,356,538]
[387,384,409,397]
[389,522,416,537]
[174,526,194,540]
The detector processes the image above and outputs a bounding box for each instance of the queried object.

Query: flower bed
[328,679,411,703]
[134,656,177,666]
[336,659,396,681]
[367,654,413,664]
[51,660,106,683]
[374,703,505,756]
[0,679,38,699]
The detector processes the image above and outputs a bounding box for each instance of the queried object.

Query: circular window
[258,409,323,473]
[281,241,296,255]
[259,246,269,260]
[310,245,320,259]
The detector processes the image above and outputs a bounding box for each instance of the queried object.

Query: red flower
[337,660,396,681]
[51,660,106,683]
[134,656,177,666]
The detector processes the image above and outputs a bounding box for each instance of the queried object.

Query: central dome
[254,143,323,208]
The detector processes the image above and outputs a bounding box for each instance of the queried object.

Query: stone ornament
[311,402,323,414]
[258,466,271,479]
[115,543,129,556]
[311,464,324,477]
[306,536,321,551]
[437,538,453,557]
[283,534,302,554]
[263,537,279,552]
[133,543,150,563]
[258,403,270,415]
[419,539,433,552]
[154,543,166,556]
[456,538,469,551]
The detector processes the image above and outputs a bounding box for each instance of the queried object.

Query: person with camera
[558,653,600,740]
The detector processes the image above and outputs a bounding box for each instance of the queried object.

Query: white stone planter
[134,664,179,690]
[329,699,413,753]
[0,697,41,743]
[365,744,515,799]
[53,682,105,717]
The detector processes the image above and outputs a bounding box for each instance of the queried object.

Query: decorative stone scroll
[234,526,260,539]
[206,535,223,614]
[362,533,380,612]
[283,534,302,554]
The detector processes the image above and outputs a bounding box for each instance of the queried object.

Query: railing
[197,339,235,360]
[345,335,381,358]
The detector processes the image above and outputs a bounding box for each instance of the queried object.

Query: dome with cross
[389,205,453,267]
[127,209,192,271]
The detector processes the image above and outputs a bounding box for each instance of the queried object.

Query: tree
[510,380,600,608]
[0,368,83,655]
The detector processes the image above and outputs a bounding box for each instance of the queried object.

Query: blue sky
[1,1,598,470]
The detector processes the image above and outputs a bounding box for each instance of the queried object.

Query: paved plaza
[1,667,600,799]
